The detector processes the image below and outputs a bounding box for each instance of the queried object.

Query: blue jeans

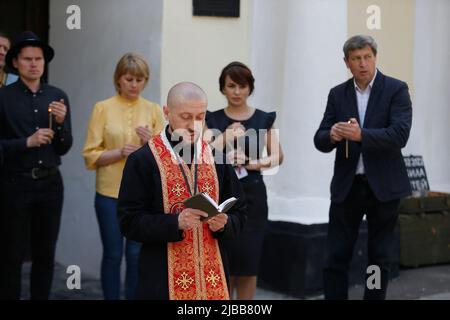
[95,193,141,300]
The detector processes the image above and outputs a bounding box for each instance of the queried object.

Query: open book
[183,192,238,221]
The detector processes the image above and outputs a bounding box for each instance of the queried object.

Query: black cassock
[117,139,247,300]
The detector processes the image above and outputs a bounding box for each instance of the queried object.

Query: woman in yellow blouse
[83,53,164,300]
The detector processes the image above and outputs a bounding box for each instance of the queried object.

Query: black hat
[5,31,54,70]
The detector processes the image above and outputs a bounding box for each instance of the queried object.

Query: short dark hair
[219,61,255,95]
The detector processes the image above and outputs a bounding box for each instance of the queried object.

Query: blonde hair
[113,52,150,94]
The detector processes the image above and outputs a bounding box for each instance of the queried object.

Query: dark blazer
[314,70,412,203]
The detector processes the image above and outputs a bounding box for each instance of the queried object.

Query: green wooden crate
[398,212,450,267]
[398,192,450,267]
[398,192,450,214]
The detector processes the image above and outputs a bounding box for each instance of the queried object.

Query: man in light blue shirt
[315,35,412,300]
[354,68,377,175]
[0,32,18,87]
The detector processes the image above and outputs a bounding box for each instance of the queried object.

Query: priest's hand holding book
[181,192,238,232]
[178,208,208,230]
[207,213,228,232]
[177,208,228,232]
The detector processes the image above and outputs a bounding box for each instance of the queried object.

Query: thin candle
[345,120,351,159]
[48,107,52,130]
[345,139,348,159]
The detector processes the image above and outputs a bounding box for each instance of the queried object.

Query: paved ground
[20,262,450,300]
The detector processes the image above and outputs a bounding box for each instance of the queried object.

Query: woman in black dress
[206,62,284,300]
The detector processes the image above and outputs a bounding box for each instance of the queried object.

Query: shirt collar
[117,94,141,107]
[354,69,378,92]
[165,125,196,161]
[165,125,176,148]
[17,77,45,94]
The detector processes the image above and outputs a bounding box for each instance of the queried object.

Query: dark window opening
[193,0,240,18]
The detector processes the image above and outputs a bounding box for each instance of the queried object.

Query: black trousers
[0,171,63,300]
[323,175,400,300]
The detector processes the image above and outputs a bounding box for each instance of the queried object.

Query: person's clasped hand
[331,118,361,142]
[136,125,152,145]
[207,213,228,233]
[178,208,208,230]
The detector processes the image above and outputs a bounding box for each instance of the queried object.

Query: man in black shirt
[0,31,72,300]
[117,82,246,300]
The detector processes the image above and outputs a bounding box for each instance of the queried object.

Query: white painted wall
[49,0,163,277]
[251,0,348,224]
[408,0,450,192]
[160,0,252,109]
